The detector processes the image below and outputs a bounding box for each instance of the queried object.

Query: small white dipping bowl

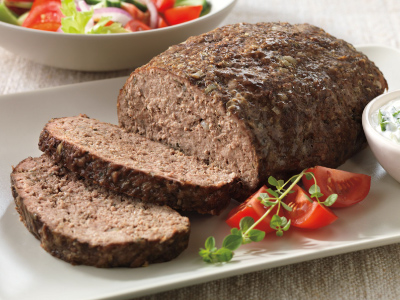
[0,0,237,71]
[363,89,400,183]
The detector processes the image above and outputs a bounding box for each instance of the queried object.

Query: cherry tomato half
[283,184,338,229]
[164,5,202,26]
[158,15,168,28]
[226,186,278,234]
[152,0,175,13]
[124,19,151,32]
[22,0,62,32]
[30,0,57,10]
[121,2,149,23]
[302,166,371,208]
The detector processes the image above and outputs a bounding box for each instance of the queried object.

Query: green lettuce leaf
[61,0,93,34]
[60,0,127,34]
[89,16,128,34]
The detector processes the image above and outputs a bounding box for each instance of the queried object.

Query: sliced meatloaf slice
[38,115,237,215]
[11,155,190,268]
[117,22,388,200]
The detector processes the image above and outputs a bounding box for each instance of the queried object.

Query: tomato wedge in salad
[120,2,148,23]
[302,166,371,208]
[164,5,202,25]
[153,0,175,13]
[226,186,279,234]
[124,19,150,31]
[22,0,62,31]
[157,15,168,28]
[283,184,338,229]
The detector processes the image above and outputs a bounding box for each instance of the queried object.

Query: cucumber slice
[174,0,206,6]
[200,1,210,16]
[17,10,28,25]
[85,0,103,5]
[124,0,147,12]
[4,0,33,9]
[0,2,19,25]
[106,0,121,7]
[174,0,211,16]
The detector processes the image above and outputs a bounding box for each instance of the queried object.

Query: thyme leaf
[199,169,338,264]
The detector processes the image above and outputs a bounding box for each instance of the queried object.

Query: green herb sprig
[378,109,389,131]
[199,170,338,263]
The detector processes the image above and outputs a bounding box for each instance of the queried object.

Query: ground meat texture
[38,115,237,215]
[117,22,388,200]
[10,155,190,268]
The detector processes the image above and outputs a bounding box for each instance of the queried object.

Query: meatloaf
[117,22,388,200]
[11,155,190,268]
[38,115,237,215]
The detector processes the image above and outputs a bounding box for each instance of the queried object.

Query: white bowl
[362,89,400,183]
[0,0,237,71]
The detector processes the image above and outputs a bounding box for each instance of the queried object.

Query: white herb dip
[371,99,400,143]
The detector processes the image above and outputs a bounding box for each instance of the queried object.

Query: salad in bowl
[0,0,211,33]
[0,0,235,70]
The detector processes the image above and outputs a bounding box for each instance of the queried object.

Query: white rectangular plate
[1,45,400,300]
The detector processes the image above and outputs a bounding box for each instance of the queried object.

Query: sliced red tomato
[124,19,151,32]
[283,184,338,229]
[226,186,279,234]
[22,0,62,32]
[121,2,149,23]
[164,5,202,26]
[157,15,168,28]
[30,0,55,9]
[302,166,371,208]
[152,0,175,13]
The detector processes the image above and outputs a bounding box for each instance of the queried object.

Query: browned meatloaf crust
[117,22,388,200]
[11,155,190,268]
[38,115,237,215]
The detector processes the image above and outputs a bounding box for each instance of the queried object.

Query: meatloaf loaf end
[117,22,388,200]
[11,155,190,268]
[38,115,237,215]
